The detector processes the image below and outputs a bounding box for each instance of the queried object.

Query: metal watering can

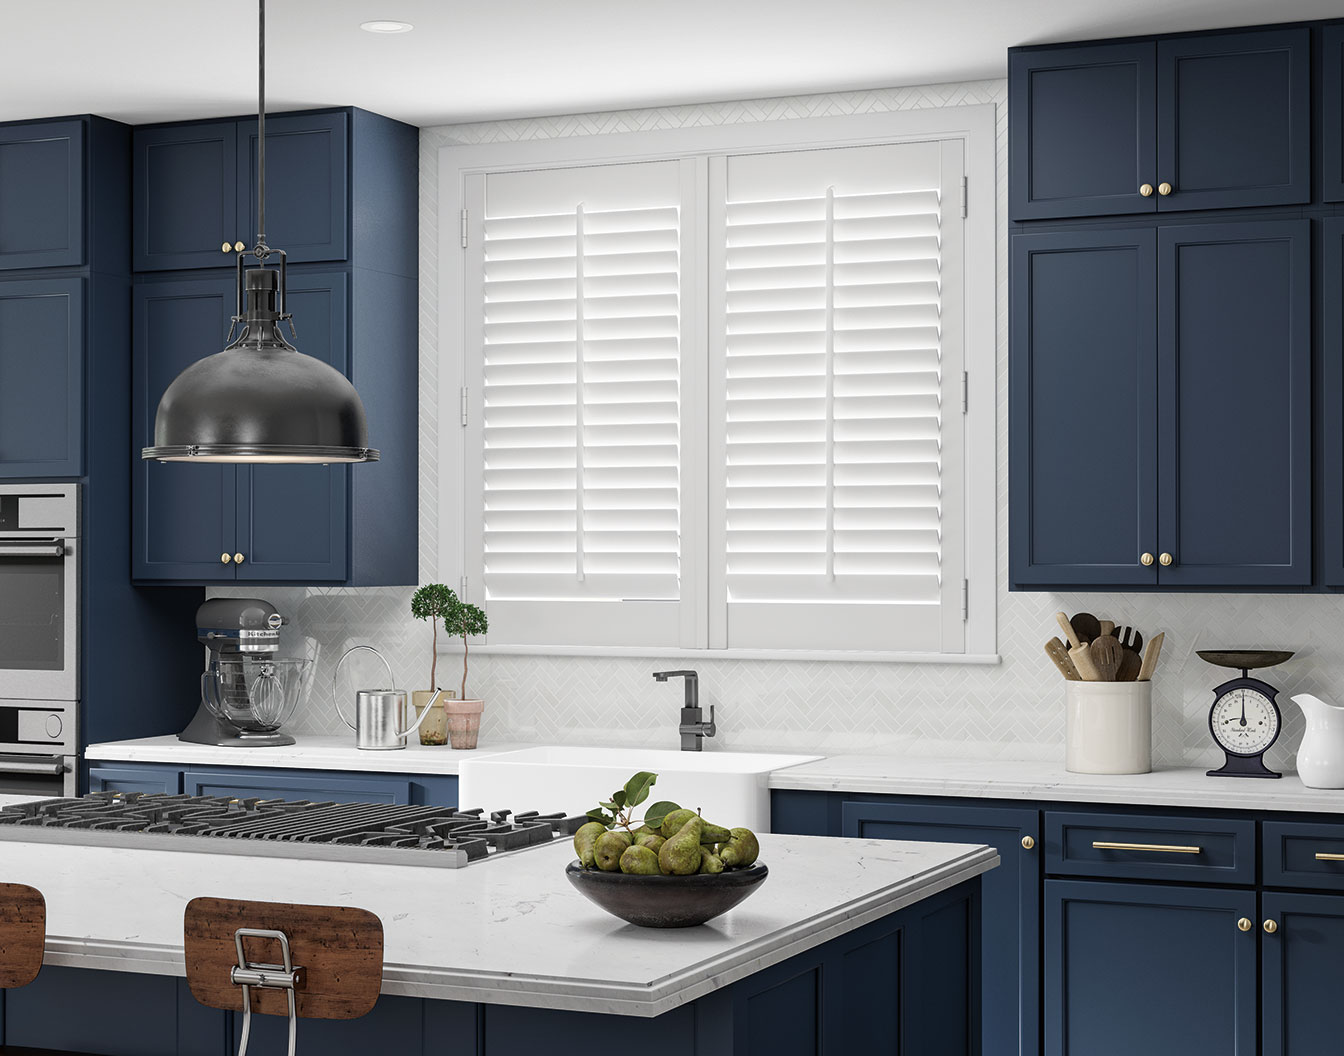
[331,645,432,750]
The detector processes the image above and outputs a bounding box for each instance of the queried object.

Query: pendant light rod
[256,0,267,252]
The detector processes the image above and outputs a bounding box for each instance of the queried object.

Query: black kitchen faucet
[653,669,717,751]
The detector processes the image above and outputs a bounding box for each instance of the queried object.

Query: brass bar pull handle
[1092,840,1202,855]
[1315,852,1344,861]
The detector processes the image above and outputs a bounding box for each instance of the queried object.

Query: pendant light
[143,0,378,465]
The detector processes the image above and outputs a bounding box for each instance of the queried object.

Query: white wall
[216,77,1337,772]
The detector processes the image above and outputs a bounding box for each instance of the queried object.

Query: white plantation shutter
[709,140,966,652]
[463,161,695,647]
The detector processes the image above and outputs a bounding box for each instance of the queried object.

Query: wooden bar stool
[0,880,78,1056]
[184,897,384,1056]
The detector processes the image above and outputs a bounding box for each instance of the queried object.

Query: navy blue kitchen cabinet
[1156,220,1311,586]
[1045,879,1257,1056]
[88,764,183,796]
[1321,218,1344,585]
[841,799,1039,1056]
[1010,27,1309,220]
[1010,229,1157,587]
[0,278,84,477]
[134,112,347,271]
[1325,26,1344,201]
[0,119,84,270]
[1261,891,1344,1056]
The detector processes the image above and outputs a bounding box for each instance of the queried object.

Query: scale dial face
[1210,687,1280,756]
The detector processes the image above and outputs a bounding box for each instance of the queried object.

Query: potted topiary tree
[409,584,455,745]
[442,594,489,749]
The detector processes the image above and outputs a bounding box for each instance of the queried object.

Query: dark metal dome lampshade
[142,0,378,466]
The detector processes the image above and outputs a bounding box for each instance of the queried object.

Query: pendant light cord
[256,0,267,251]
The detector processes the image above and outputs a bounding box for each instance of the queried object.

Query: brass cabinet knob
[1238,917,1252,932]
[1264,919,1278,934]
[234,240,246,253]
[220,553,232,565]
[1158,182,1173,196]
[1159,553,1173,566]
[1021,836,1035,850]
[233,553,245,565]
[1139,183,1154,197]
[221,241,232,253]
[1140,552,1155,566]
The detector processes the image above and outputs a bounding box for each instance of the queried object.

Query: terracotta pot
[411,690,449,746]
[445,697,484,750]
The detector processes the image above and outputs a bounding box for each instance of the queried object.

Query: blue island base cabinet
[0,881,981,1056]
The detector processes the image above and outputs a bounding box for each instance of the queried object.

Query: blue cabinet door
[0,119,84,270]
[1156,28,1309,212]
[1045,879,1257,1056]
[1010,229,1158,587]
[1324,27,1344,202]
[132,277,238,581]
[133,121,240,271]
[1156,220,1310,586]
[842,800,1039,1056]
[182,767,411,804]
[234,271,349,582]
[0,278,83,477]
[1009,43,1156,220]
[1322,219,1344,585]
[88,764,183,796]
[1262,890,1344,1056]
[236,112,348,265]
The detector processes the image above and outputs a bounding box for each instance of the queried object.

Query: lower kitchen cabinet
[88,763,183,796]
[1261,891,1344,1056]
[841,799,1039,1056]
[1044,879,1257,1056]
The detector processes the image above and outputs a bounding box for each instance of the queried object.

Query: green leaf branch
[585,771,671,831]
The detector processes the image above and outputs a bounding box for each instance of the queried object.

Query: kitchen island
[0,823,995,1055]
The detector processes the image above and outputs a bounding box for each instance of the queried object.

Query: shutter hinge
[960,370,969,414]
[459,575,469,598]
[460,208,469,249]
[459,386,469,427]
[961,579,969,621]
[959,177,968,219]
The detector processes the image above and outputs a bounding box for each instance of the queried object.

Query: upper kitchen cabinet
[1011,219,1310,590]
[0,120,84,270]
[133,110,348,271]
[1324,26,1344,201]
[1321,218,1344,585]
[1010,27,1309,220]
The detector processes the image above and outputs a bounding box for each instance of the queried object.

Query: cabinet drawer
[182,768,411,805]
[1263,820,1344,891]
[1045,811,1255,884]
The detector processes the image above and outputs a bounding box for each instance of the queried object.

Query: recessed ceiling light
[360,19,413,33]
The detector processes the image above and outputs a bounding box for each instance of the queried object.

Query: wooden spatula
[1099,620,1115,638]
[1089,634,1123,681]
[1138,632,1165,681]
[1116,626,1143,656]
[1116,648,1142,682]
[1045,637,1082,681]
[1070,613,1102,644]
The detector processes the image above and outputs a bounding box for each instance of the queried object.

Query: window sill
[438,644,1001,665]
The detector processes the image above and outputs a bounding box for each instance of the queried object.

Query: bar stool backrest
[0,882,45,989]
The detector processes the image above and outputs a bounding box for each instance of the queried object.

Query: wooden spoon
[1116,648,1142,682]
[1089,634,1123,681]
[1070,613,1102,644]
[1099,620,1115,638]
[1045,637,1082,681]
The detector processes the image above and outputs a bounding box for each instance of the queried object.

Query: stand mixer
[179,598,312,747]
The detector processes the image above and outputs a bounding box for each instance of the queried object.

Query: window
[441,108,996,659]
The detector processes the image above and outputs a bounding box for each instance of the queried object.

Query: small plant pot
[445,697,484,750]
[411,690,449,746]
[1064,680,1152,775]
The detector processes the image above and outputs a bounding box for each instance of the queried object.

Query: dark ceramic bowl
[565,861,769,928]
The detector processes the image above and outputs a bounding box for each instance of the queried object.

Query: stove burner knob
[45,714,63,738]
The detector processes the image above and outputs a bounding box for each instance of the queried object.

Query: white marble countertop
[767,755,1344,813]
[84,734,539,775]
[0,831,995,1017]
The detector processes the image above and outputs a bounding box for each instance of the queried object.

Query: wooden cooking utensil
[1116,626,1143,656]
[1070,613,1102,644]
[1055,612,1082,649]
[1045,637,1082,681]
[1069,641,1101,681]
[1099,620,1115,638]
[1089,634,1123,681]
[1116,648,1142,682]
[1138,632,1165,681]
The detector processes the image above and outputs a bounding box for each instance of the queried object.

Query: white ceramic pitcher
[1291,694,1344,788]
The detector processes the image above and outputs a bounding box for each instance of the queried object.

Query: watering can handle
[331,645,395,732]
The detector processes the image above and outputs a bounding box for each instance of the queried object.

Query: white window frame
[438,105,997,664]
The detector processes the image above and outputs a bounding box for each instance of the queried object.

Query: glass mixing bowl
[201,656,313,734]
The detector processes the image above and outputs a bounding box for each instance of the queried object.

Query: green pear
[660,808,698,839]
[698,851,725,875]
[633,824,659,840]
[658,815,703,876]
[619,844,661,875]
[699,821,732,845]
[573,821,607,868]
[636,834,666,854]
[593,829,633,872]
[719,827,760,868]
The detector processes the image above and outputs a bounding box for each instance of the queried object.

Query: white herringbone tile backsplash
[215,78,1338,774]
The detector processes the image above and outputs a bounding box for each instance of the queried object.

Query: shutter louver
[723,176,945,608]
[480,165,682,603]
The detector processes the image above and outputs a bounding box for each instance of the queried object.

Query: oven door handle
[0,755,67,776]
[0,541,67,558]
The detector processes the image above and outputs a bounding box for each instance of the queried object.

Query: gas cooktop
[0,792,589,869]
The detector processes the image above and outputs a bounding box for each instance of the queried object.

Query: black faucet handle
[652,669,698,680]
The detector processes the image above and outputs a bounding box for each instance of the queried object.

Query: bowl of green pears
[566,771,768,928]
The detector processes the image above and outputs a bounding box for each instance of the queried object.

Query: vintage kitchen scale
[1196,650,1294,779]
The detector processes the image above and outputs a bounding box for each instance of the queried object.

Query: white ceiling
[2,0,1340,128]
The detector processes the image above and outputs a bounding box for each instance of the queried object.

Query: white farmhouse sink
[458,746,821,833]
